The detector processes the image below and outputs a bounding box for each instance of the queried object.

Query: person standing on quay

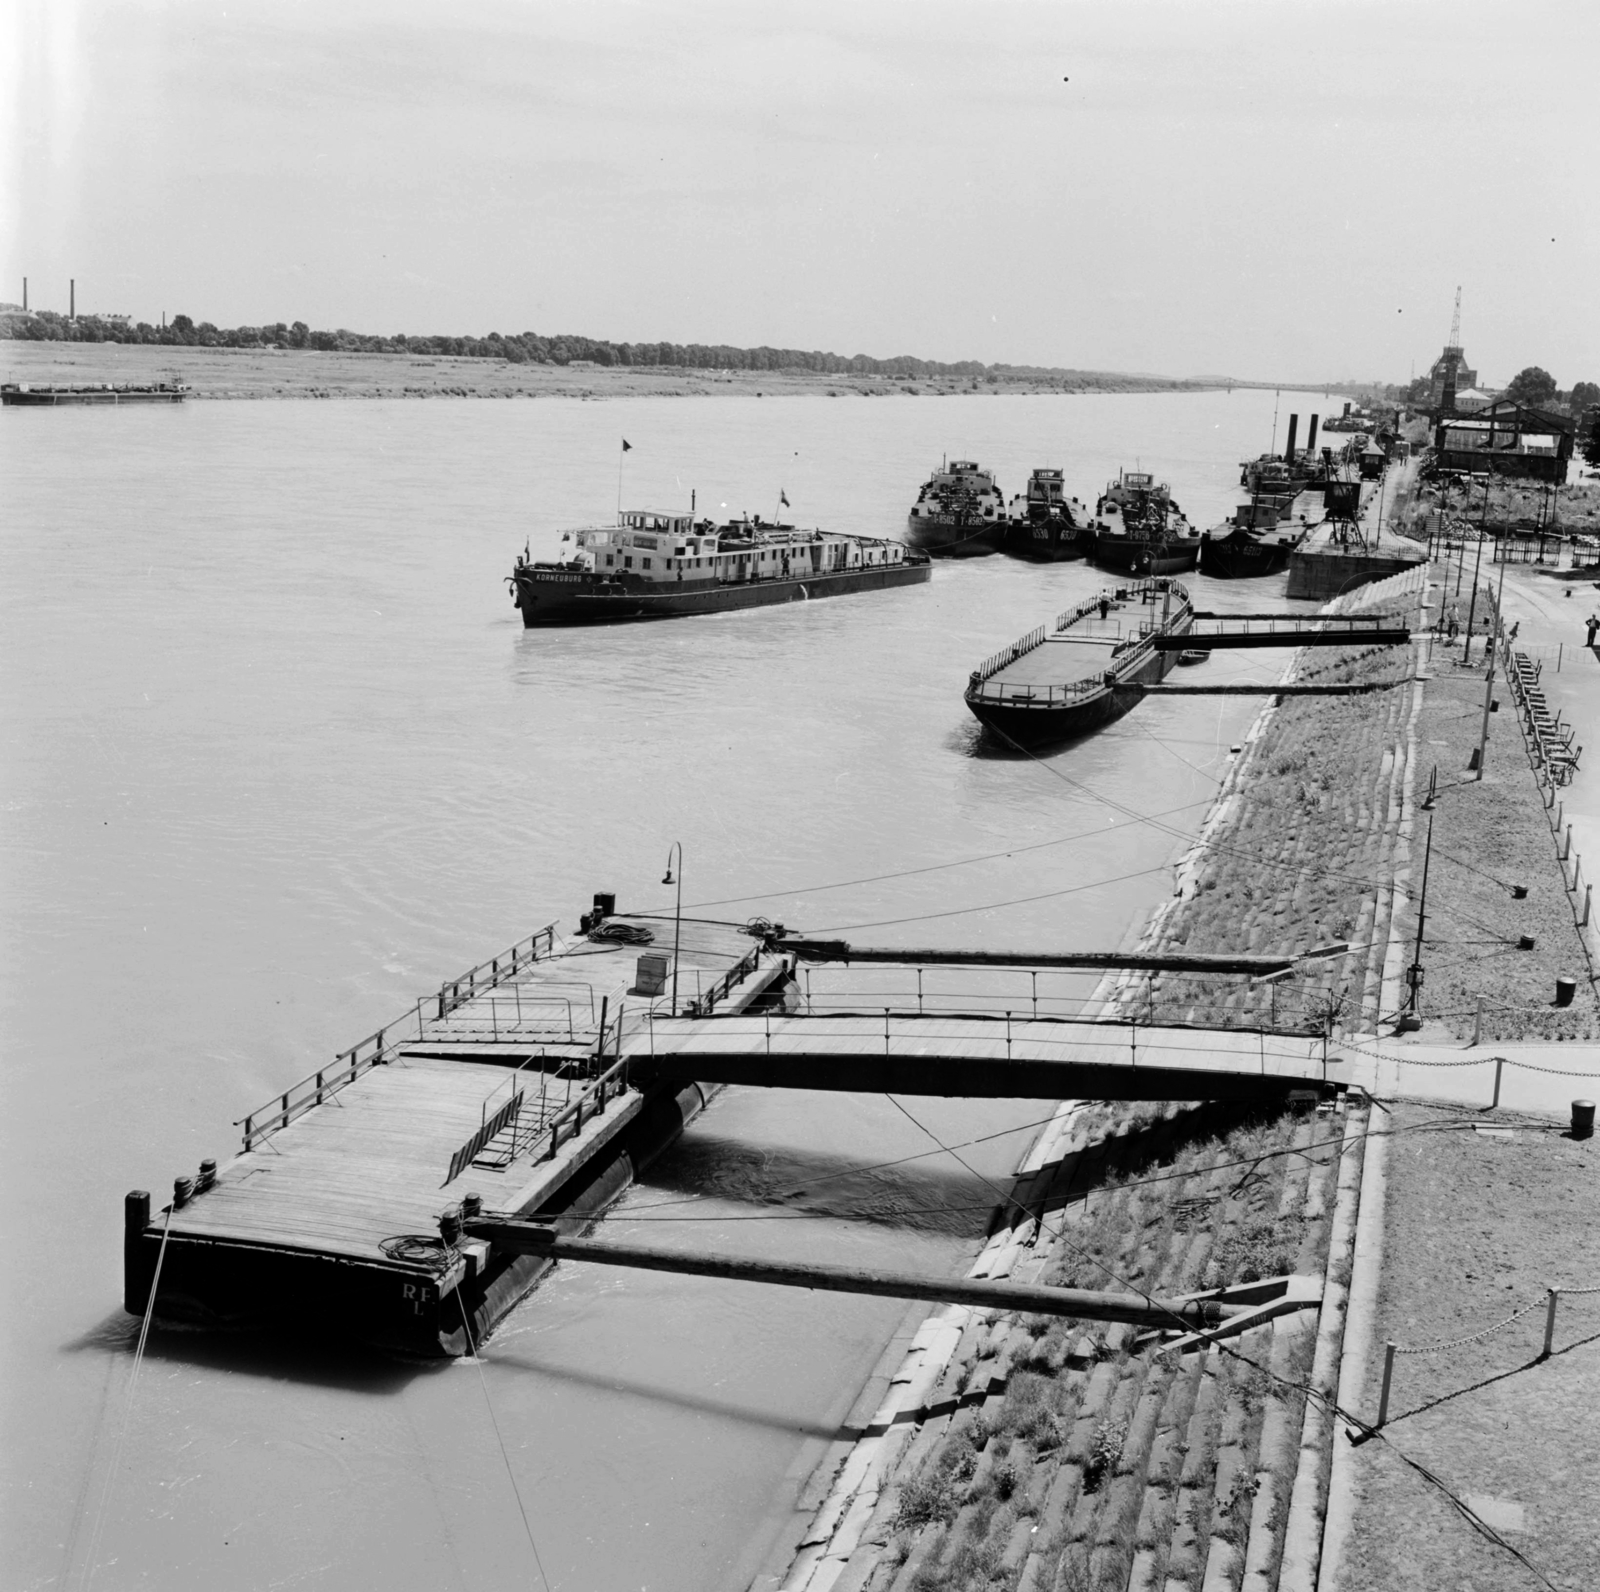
[1586,612,1599,649]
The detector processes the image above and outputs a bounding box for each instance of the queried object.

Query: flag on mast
[621,439,633,451]
[779,490,789,507]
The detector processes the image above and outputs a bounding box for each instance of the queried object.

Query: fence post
[1376,1343,1397,1428]
[1472,999,1482,1048]
[1490,1055,1504,1110]
[1583,884,1593,929]
[1561,823,1571,861]
[1541,1289,1559,1360]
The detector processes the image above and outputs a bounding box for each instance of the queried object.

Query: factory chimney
[1283,413,1299,464]
[1306,414,1319,455]
[70,279,75,320]
[22,277,27,312]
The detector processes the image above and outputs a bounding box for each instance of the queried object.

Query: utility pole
[1462,470,1490,665]
[1402,814,1434,1023]
[1474,537,1509,778]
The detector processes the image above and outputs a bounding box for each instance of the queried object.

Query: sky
[3,0,1597,387]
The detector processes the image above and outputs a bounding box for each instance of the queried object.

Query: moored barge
[965,578,1194,748]
[1002,467,1090,561]
[906,458,1006,557]
[2,379,189,405]
[1091,469,1200,576]
[511,509,929,624]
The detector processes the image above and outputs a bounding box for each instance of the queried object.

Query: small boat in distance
[1001,467,1089,561]
[1091,469,1200,576]
[509,508,930,625]
[2,379,189,405]
[906,459,1006,557]
[964,578,1194,748]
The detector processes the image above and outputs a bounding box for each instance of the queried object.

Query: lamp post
[662,843,683,1015]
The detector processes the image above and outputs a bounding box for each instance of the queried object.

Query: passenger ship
[509,509,930,625]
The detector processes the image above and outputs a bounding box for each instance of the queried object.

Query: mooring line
[79,1206,173,1592]
[457,1293,552,1591]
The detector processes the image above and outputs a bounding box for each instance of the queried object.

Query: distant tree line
[0,307,993,378]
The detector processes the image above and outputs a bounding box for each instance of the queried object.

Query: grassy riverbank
[0,342,1209,402]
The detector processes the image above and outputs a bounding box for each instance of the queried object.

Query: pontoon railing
[236,922,558,1150]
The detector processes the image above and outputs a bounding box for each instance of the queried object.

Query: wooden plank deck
[167,1056,541,1260]
[165,918,764,1264]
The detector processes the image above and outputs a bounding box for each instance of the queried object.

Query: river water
[1,386,1317,1591]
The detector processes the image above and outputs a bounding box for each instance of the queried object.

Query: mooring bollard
[1573,1100,1596,1140]
[1555,977,1577,1009]
[1376,1342,1397,1428]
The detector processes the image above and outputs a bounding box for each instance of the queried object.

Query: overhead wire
[79,1209,173,1592]
[457,1293,552,1591]
[673,797,1217,914]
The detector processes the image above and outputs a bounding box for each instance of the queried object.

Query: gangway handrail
[236,922,558,1150]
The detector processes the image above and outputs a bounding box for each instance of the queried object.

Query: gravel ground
[1335,1101,1600,1592]
[1413,659,1599,1041]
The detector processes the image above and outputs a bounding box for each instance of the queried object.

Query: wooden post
[1377,1343,1397,1428]
[1582,884,1592,928]
[1491,1054,1503,1110]
[1541,1288,1559,1359]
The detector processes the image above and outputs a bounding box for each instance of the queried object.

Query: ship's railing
[442,1004,637,1182]
[688,945,764,1016]
[968,581,1190,704]
[236,923,559,1150]
[973,625,1049,683]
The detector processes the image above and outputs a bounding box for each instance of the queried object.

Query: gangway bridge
[618,938,1347,1104]
[1152,612,1410,651]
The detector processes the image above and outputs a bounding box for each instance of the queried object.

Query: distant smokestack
[70,278,75,319]
[21,277,26,312]
[1283,414,1299,463]
[1306,414,1319,454]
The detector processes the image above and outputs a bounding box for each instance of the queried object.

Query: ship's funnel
[1306,414,1319,454]
[1283,414,1299,464]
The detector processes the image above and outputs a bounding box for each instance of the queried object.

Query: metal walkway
[625,1010,1338,1102]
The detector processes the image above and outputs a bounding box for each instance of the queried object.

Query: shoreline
[756,570,1428,1592]
[759,549,1599,1592]
[0,343,1251,402]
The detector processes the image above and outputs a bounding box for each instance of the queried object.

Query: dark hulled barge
[965,578,1194,748]
[1091,470,1201,576]
[510,510,929,625]
[1002,467,1090,561]
[2,379,189,405]
[905,459,1007,557]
